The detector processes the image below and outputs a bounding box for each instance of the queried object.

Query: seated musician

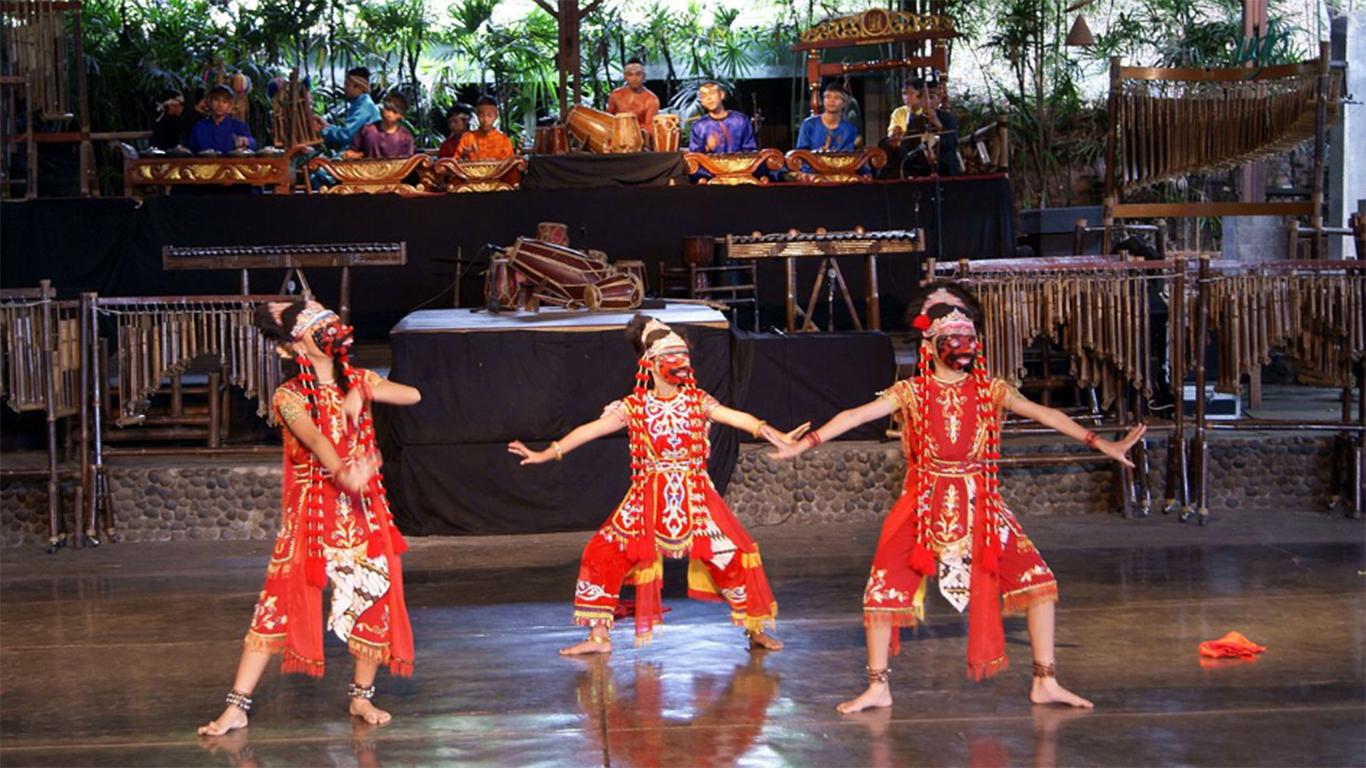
[313,67,381,154]
[926,76,962,176]
[150,88,199,151]
[456,96,515,161]
[688,82,757,154]
[886,78,960,177]
[606,58,660,133]
[795,82,859,153]
[345,92,415,159]
[437,102,473,158]
[186,84,255,154]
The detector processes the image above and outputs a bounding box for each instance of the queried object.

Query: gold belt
[921,459,984,477]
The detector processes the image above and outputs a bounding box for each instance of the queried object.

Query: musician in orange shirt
[455,96,515,161]
[606,58,659,132]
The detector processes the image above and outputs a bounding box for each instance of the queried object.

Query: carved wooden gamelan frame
[792,9,955,116]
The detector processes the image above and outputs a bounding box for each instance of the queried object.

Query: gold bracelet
[552,440,563,461]
[750,420,768,438]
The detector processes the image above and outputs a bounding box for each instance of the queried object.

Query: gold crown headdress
[923,308,976,339]
[291,301,338,340]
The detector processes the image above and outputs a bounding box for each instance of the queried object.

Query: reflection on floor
[1,510,1362,767]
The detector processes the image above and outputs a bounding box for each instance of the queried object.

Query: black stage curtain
[0,175,1013,337]
[523,152,688,189]
[387,323,735,536]
[731,331,897,442]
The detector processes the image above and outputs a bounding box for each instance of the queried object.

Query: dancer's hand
[1097,423,1147,468]
[758,421,810,448]
[507,440,552,465]
[336,459,375,494]
[767,438,810,461]
[342,386,366,429]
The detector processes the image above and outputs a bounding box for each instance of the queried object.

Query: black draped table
[522,152,688,190]
[386,304,735,536]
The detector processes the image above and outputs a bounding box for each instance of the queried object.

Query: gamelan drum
[484,255,520,310]
[592,272,645,310]
[615,260,648,298]
[681,235,715,291]
[650,114,680,153]
[537,222,570,246]
[533,125,569,155]
[609,112,644,154]
[505,237,614,308]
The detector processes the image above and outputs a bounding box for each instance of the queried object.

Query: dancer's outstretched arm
[1004,394,1146,467]
[768,397,896,460]
[508,411,628,465]
[342,377,422,427]
[708,403,810,449]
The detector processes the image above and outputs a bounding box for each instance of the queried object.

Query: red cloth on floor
[1199,631,1266,659]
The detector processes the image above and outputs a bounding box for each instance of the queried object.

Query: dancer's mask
[641,319,692,384]
[922,308,979,372]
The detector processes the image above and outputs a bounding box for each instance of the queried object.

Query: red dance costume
[572,366,777,643]
[866,372,1057,679]
[245,366,414,678]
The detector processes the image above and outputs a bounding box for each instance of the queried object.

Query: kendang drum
[533,125,569,155]
[505,237,615,309]
[537,221,570,246]
[650,114,681,153]
[609,113,644,154]
[591,272,645,310]
[484,255,521,310]
[615,260,648,297]
[565,106,614,154]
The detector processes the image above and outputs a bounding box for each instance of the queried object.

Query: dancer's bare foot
[197,704,249,736]
[747,630,783,651]
[1030,676,1094,708]
[197,728,260,768]
[560,630,612,656]
[836,682,893,714]
[350,697,392,725]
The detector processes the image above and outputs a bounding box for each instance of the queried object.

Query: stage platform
[0,510,1361,766]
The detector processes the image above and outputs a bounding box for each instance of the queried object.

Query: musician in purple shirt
[344,93,415,159]
[688,82,757,154]
[186,85,256,154]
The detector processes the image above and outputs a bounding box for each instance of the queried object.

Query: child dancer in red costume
[770,286,1145,713]
[199,300,421,735]
[509,316,806,655]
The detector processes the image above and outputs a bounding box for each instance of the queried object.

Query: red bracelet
[805,432,823,449]
[1083,431,1099,449]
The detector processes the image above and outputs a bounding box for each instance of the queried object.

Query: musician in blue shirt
[795,82,859,153]
[186,85,255,153]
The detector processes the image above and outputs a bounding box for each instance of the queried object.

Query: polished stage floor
[1,509,1362,767]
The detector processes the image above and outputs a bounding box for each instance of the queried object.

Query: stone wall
[0,436,1348,547]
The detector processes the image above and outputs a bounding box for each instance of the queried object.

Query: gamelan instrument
[1104,45,1341,255]
[682,150,785,185]
[565,106,644,154]
[491,238,644,311]
[650,114,681,153]
[93,296,288,427]
[162,242,407,324]
[537,222,571,246]
[722,228,924,332]
[533,125,571,155]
